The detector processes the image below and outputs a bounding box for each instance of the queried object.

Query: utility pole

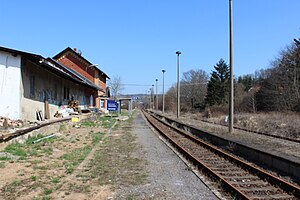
[229,0,234,133]
[176,51,181,119]
[162,69,166,113]
[155,78,158,110]
[152,84,154,109]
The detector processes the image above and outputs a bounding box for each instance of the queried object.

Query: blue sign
[107,100,118,111]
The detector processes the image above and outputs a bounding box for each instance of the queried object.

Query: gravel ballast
[114,111,218,200]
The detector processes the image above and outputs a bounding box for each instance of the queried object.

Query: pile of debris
[54,100,80,118]
[68,100,79,112]
[0,116,23,129]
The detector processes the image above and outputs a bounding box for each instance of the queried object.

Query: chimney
[74,48,77,52]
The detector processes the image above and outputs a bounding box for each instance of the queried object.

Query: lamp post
[162,69,166,113]
[229,0,234,133]
[176,51,181,118]
[155,79,158,110]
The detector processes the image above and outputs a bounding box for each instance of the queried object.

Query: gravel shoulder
[114,110,218,200]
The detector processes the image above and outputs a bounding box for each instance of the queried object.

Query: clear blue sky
[1,0,300,94]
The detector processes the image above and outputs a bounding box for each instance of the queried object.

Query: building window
[30,75,35,97]
[63,87,69,100]
[100,100,104,108]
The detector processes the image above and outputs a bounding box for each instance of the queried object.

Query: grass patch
[51,177,61,184]
[44,188,53,195]
[31,175,38,181]
[61,146,92,174]
[92,132,105,145]
[2,179,22,193]
[0,155,11,161]
[81,121,97,127]
[3,134,56,159]
[59,124,67,132]
[4,143,27,158]
[97,116,116,128]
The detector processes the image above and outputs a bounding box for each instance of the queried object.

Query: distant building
[0,46,109,121]
[53,47,110,110]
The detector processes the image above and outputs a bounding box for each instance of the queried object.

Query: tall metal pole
[176,51,181,119]
[162,69,166,113]
[152,84,154,109]
[229,0,234,133]
[155,79,158,110]
[148,90,151,109]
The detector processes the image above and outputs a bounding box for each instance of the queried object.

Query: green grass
[59,124,67,132]
[0,155,12,161]
[97,116,116,128]
[92,132,105,146]
[61,146,92,174]
[2,179,22,193]
[31,175,38,181]
[3,134,56,159]
[4,143,27,158]
[44,188,53,195]
[51,177,61,184]
[81,121,97,127]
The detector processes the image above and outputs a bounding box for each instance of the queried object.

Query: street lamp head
[162,69,166,73]
[156,78,158,81]
[176,51,181,55]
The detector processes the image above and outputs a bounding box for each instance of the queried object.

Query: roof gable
[53,47,109,79]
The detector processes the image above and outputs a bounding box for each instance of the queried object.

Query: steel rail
[143,110,300,199]
[143,111,251,199]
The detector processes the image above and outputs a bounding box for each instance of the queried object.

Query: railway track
[143,110,300,199]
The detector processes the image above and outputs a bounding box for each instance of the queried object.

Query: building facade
[0,46,107,121]
[53,47,109,110]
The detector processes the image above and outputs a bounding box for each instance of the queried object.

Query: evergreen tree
[237,74,254,91]
[205,59,230,106]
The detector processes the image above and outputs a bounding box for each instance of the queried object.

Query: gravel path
[114,111,218,200]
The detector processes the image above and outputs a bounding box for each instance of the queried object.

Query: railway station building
[0,46,109,122]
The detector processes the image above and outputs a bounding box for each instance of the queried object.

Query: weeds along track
[153,111,300,143]
[199,119,300,144]
[143,110,300,199]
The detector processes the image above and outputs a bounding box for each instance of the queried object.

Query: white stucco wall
[0,52,21,120]
[21,97,59,121]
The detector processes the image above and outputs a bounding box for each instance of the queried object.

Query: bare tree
[181,69,208,112]
[165,85,177,113]
[108,75,124,100]
[256,42,300,112]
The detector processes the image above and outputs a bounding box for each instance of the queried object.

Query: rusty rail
[143,110,300,199]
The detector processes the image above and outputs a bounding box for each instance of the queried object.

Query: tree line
[164,37,300,114]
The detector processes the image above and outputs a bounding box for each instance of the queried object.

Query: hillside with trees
[164,37,300,115]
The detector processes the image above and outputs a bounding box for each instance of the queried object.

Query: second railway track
[143,110,300,199]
